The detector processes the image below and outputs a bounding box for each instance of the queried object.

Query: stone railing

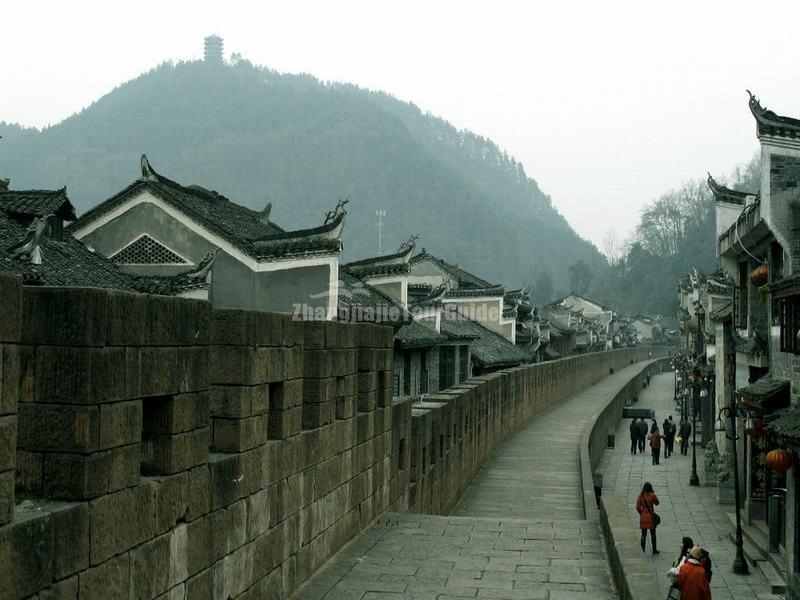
[0,271,669,599]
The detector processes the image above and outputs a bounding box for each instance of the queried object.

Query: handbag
[667,582,681,600]
[647,497,661,527]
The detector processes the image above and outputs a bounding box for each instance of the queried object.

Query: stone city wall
[0,273,663,599]
[407,348,662,515]
[0,274,398,600]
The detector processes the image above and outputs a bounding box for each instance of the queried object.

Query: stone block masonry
[0,273,660,599]
[0,278,399,600]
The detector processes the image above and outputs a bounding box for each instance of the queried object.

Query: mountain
[0,56,604,293]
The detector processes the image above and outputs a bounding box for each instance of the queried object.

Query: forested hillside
[590,155,760,317]
[0,57,604,292]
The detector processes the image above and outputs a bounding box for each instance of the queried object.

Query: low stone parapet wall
[579,357,668,600]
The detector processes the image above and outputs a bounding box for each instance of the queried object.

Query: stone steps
[726,513,786,595]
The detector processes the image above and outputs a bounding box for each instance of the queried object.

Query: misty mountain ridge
[0,56,605,293]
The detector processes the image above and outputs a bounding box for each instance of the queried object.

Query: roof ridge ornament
[140,154,160,182]
[324,198,349,224]
[259,202,272,224]
[12,214,52,265]
[747,89,763,116]
[397,233,419,253]
[186,248,219,281]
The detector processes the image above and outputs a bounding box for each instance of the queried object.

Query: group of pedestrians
[636,482,714,599]
[629,415,692,465]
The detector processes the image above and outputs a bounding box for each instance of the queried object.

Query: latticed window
[779,296,800,354]
[112,235,188,265]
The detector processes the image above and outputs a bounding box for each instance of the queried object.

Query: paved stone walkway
[295,361,656,599]
[599,372,776,600]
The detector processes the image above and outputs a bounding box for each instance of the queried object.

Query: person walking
[664,416,676,458]
[650,418,658,434]
[630,418,639,454]
[636,482,660,555]
[679,419,691,455]
[649,425,662,465]
[637,417,648,453]
[677,546,712,599]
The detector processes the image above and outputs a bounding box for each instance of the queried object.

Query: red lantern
[749,264,768,286]
[745,419,765,438]
[765,448,794,471]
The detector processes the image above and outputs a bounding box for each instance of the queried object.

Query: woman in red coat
[636,482,660,554]
[677,547,712,600]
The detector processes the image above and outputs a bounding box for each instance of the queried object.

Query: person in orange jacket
[677,546,712,600]
[636,482,660,554]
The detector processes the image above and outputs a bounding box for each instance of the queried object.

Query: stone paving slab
[599,372,776,600]
[295,361,658,599]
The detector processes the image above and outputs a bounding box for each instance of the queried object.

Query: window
[403,353,411,395]
[458,345,469,382]
[779,296,800,354]
[112,234,188,265]
[771,242,785,283]
[735,262,748,328]
[420,350,429,394]
[439,346,456,389]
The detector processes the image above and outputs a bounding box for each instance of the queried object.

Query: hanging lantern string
[734,221,766,266]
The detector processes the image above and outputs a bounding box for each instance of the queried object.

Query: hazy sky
[2,0,798,250]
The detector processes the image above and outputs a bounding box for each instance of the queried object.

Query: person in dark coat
[637,418,648,453]
[650,418,658,434]
[667,536,695,580]
[630,418,639,454]
[650,425,662,465]
[679,419,691,455]
[664,416,676,458]
[636,482,660,555]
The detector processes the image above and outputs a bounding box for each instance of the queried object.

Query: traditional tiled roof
[337,270,409,324]
[409,283,447,310]
[344,240,415,279]
[706,268,735,296]
[769,275,800,299]
[765,404,800,445]
[395,320,449,349]
[748,90,800,139]
[706,173,755,206]
[0,205,210,295]
[708,301,732,322]
[440,311,527,369]
[551,293,611,312]
[0,214,138,290]
[543,346,560,360]
[445,285,505,298]
[410,250,496,289]
[739,377,789,413]
[0,187,77,220]
[69,155,344,261]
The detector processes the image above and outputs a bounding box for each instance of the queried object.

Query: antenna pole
[376,209,386,254]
